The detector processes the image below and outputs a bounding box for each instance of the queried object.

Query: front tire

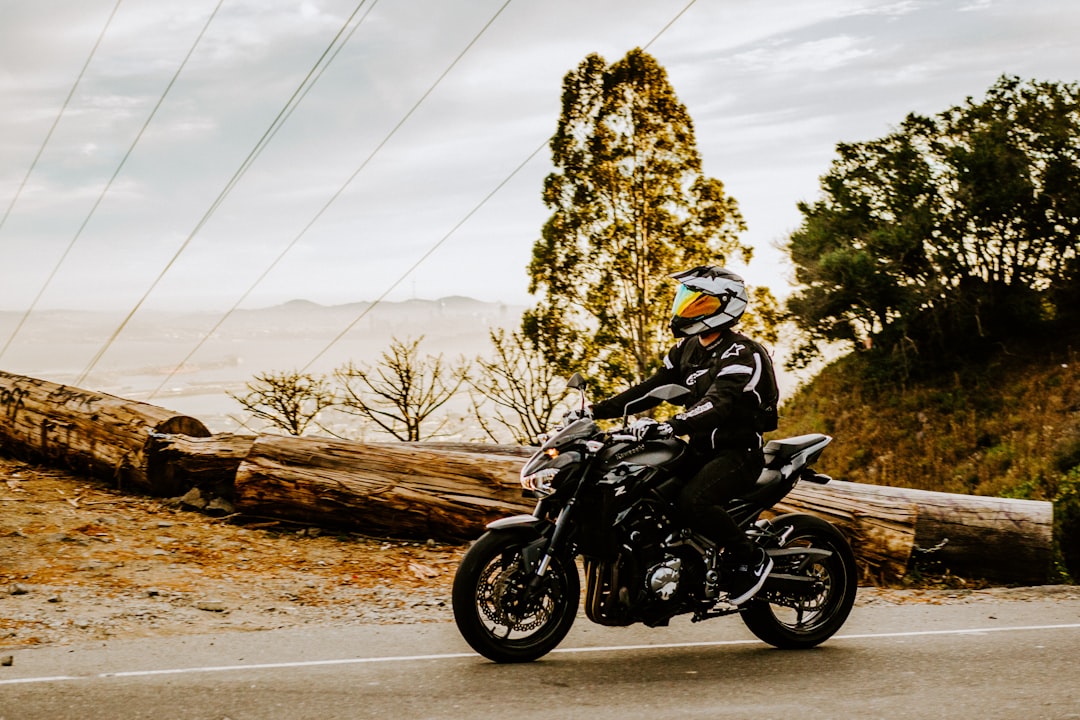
[741,513,857,649]
[452,530,580,663]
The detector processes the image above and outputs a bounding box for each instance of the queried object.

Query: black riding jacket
[591,330,779,452]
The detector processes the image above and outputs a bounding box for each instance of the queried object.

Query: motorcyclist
[586,266,779,605]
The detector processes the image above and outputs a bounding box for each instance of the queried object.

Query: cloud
[1,0,1079,320]
[842,0,922,17]
[730,35,875,75]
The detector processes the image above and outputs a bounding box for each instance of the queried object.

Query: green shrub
[1054,468,1080,582]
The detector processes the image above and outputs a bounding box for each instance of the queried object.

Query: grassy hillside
[775,331,1080,581]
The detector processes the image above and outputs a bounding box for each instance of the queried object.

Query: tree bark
[396,441,536,458]
[147,433,256,498]
[0,371,209,495]
[785,480,1053,585]
[775,481,918,584]
[234,440,1052,583]
[234,436,531,540]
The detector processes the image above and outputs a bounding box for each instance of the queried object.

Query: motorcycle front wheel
[452,530,580,663]
[741,513,858,649]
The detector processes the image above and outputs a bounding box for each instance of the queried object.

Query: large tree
[526,49,757,393]
[787,76,1080,372]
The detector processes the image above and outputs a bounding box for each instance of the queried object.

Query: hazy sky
[2,0,1078,315]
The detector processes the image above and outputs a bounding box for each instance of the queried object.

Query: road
[2,596,1079,720]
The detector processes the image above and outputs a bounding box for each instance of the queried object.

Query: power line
[145,0,381,399]
[294,0,698,373]
[0,0,226,364]
[74,0,375,387]
[235,0,381,182]
[301,139,547,373]
[643,0,696,48]
[148,0,513,397]
[0,0,124,236]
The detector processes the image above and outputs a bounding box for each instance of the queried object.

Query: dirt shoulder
[1,453,1075,649]
[0,454,467,648]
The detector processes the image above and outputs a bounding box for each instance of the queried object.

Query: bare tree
[468,328,570,445]
[335,336,468,441]
[228,370,335,436]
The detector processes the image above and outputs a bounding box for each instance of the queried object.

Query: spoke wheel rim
[764,537,846,635]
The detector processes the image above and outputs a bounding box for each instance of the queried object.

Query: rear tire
[452,530,579,663]
[740,513,857,649]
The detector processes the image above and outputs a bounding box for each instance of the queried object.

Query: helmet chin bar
[670,310,739,338]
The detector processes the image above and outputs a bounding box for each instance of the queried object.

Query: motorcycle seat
[752,467,782,489]
[762,433,830,470]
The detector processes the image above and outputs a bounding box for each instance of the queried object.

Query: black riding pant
[676,445,764,557]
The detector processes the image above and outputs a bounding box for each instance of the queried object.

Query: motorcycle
[452,373,857,663]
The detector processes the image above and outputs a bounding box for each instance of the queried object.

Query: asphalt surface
[2,596,1079,719]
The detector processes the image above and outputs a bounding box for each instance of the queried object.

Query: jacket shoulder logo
[721,343,746,360]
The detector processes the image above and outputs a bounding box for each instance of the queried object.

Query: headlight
[521,467,560,495]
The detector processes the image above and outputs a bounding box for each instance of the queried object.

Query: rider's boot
[725,545,773,605]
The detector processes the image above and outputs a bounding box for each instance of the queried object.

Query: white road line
[0,674,82,685]
[2,622,1078,687]
[835,623,1080,641]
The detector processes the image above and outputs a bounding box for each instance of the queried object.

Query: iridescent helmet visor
[671,284,722,318]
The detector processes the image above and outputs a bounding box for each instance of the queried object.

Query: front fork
[525,454,598,586]
[528,499,576,588]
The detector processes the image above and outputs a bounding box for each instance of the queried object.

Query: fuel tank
[599,438,684,469]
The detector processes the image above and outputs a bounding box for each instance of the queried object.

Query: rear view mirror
[623,384,689,416]
[646,384,690,403]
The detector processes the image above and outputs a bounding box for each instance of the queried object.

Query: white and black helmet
[668,266,748,338]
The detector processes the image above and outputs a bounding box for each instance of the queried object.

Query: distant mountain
[274,299,327,311]
[0,296,527,407]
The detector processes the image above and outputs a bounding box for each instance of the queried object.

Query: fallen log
[231,436,917,581]
[396,441,535,458]
[0,371,209,495]
[147,432,256,498]
[786,480,1053,585]
[233,437,1053,583]
[775,481,917,584]
[234,435,532,540]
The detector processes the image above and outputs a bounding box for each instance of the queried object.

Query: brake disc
[478,562,551,632]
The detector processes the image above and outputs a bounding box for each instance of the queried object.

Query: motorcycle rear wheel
[740,513,857,649]
[452,530,580,663]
